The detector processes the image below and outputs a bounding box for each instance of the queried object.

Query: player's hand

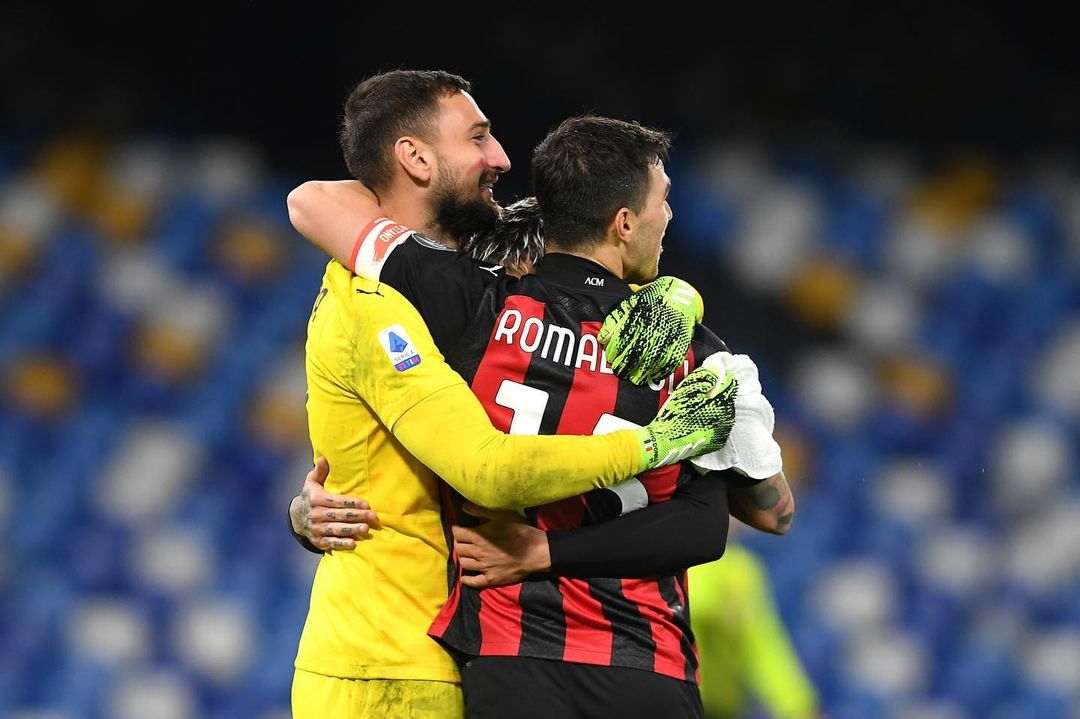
[598,276,703,386]
[289,456,382,551]
[453,503,550,588]
[636,368,738,470]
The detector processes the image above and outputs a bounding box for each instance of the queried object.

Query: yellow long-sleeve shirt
[295,261,641,682]
[689,544,819,719]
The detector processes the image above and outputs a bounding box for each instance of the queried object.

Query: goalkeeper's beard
[431,164,500,243]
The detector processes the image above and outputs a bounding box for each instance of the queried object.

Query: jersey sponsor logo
[377,324,422,371]
[584,276,605,286]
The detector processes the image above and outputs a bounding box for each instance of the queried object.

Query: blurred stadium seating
[1,135,1077,718]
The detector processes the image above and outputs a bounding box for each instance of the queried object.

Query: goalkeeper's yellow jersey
[296,262,465,682]
[295,261,642,683]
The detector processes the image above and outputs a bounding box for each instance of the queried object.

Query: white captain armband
[349,216,416,279]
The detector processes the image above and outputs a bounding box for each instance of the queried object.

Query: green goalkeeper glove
[634,367,738,471]
[598,276,704,386]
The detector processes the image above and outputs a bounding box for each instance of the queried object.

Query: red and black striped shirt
[387,249,726,682]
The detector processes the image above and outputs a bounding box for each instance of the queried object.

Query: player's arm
[291,178,497,349]
[392,374,734,509]
[288,364,738,544]
[454,473,735,586]
[725,470,794,535]
[455,469,795,585]
[288,180,390,270]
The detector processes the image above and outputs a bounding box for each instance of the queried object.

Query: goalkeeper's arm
[290,368,740,551]
[288,180,391,270]
[390,365,737,509]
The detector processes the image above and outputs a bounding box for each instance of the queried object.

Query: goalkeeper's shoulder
[321,267,436,354]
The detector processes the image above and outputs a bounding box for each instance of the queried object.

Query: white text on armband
[349,216,415,278]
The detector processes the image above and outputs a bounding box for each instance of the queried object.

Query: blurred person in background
[285,70,744,719]
[690,518,821,719]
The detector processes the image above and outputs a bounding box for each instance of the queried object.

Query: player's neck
[381,185,462,250]
[548,242,626,279]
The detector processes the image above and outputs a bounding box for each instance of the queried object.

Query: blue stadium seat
[939,640,1019,715]
[790,618,843,706]
[829,683,892,719]
[51,656,114,719]
[992,687,1071,719]
[66,302,133,388]
[822,187,887,269]
[903,587,966,670]
[152,192,221,274]
[1007,188,1064,270]
[65,519,134,593]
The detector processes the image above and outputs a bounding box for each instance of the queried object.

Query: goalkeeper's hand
[598,276,704,386]
[634,367,738,471]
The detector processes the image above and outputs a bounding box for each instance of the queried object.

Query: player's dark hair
[340,70,471,193]
[531,116,670,250]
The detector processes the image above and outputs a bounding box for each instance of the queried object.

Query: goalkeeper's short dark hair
[340,70,471,193]
[531,116,671,250]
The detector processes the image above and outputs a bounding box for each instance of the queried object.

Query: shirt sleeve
[348,216,417,280]
[339,272,467,428]
[547,471,731,578]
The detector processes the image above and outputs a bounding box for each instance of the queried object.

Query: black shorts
[460,655,704,719]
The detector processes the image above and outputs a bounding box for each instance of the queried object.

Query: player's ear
[611,206,634,245]
[394,137,433,183]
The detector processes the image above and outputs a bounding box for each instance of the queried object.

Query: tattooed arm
[725,470,794,535]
